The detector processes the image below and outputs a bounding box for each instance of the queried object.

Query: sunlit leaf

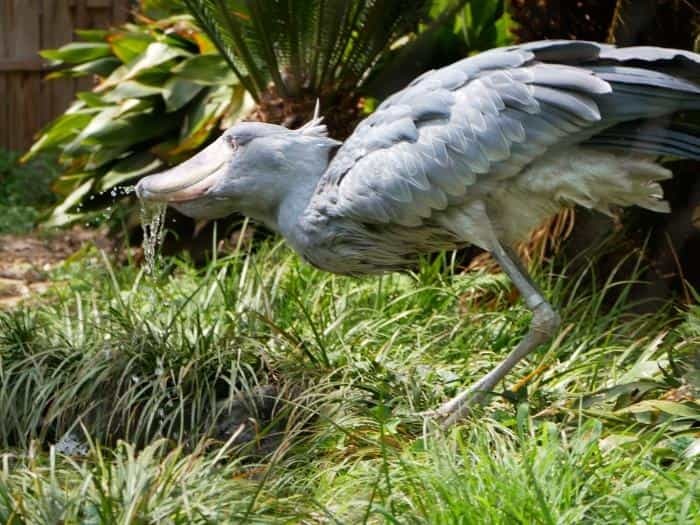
[45,179,94,227]
[99,152,164,191]
[40,42,112,65]
[109,32,155,63]
[220,86,255,128]
[46,57,121,79]
[116,98,156,118]
[23,112,96,160]
[77,92,111,108]
[172,54,237,85]
[162,78,204,112]
[123,42,192,81]
[140,0,187,19]
[86,146,132,170]
[103,80,164,102]
[74,29,110,42]
[71,57,122,77]
[51,173,90,197]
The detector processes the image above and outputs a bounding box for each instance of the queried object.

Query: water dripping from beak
[139,199,167,275]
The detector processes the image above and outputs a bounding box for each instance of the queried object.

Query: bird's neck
[236,141,335,253]
[238,162,324,249]
[275,169,322,241]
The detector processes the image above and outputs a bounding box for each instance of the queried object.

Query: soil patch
[0,227,113,308]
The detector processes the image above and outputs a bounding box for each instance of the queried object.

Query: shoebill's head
[136,117,339,228]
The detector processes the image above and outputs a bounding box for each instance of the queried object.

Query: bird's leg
[436,242,560,427]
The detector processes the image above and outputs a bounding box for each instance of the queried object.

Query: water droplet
[140,200,167,275]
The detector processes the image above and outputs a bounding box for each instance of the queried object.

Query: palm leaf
[182,0,432,101]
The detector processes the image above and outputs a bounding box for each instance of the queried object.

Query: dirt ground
[0,228,113,309]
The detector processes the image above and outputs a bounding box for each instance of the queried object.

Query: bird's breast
[290,210,462,276]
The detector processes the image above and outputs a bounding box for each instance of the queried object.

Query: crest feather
[299,99,329,138]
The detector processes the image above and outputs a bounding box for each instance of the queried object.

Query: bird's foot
[417,380,492,428]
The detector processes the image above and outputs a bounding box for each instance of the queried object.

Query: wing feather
[309,40,700,228]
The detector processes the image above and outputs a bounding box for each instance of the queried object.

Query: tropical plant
[181,0,428,136]
[184,0,512,132]
[27,0,513,228]
[24,13,251,227]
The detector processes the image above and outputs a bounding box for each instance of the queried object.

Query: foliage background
[1,1,699,522]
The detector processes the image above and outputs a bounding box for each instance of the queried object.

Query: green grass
[0,232,698,523]
[0,150,58,235]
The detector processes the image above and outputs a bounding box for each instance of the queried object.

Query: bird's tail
[586,119,700,161]
[580,45,700,160]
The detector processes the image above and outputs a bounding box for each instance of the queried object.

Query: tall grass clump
[0,233,698,522]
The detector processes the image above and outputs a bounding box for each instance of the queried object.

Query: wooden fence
[0,0,131,152]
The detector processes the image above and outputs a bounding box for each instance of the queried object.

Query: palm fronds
[183,0,432,102]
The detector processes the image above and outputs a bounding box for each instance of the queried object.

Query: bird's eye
[225,135,239,152]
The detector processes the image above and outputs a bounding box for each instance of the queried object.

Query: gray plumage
[282,40,699,275]
[137,40,700,425]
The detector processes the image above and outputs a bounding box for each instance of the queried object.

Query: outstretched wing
[309,40,700,228]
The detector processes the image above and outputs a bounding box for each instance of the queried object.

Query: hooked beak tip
[135,177,159,202]
[135,179,147,200]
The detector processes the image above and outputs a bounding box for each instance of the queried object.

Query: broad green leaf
[172,54,237,85]
[23,112,96,159]
[183,87,230,137]
[429,0,452,19]
[77,92,110,108]
[133,69,173,86]
[452,0,513,50]
[162,78,204,112]
[78,111,180,150]
[108,32,155,63]
[103,80,164,102]
[470,0,503,30]
[97,64,130,92]
[220,86,255,128]
[494,11,515,47]
[51,173,90,197]
[74,29,110,42]
[116,98,156,118]
[41,42,112,65]
[86,146,132,170]
[71,57,122,77]
[46,57,122,79]
[65,107,122,153]
[159,85,232,158]
[123,42,192,81]
[193,32,217,55]
[140,0,187,19]
[156,31,197,51]
[45,179,94,227]
[99,152,164,191]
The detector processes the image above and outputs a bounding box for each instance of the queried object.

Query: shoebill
[137,40,700,426]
